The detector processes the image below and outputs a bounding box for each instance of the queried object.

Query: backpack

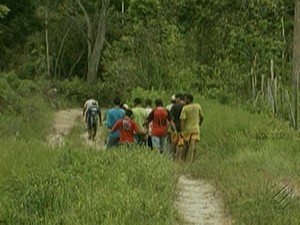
[122,119,132,131]
[89,111,98,127]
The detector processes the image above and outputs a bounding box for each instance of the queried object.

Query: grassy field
[186,98,300,224]
[0,142,180,225]
[1,95,300,224]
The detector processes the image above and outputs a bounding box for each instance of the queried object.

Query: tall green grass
[3,86,300,225]
[0,142,179,225]
[186,98,300,224]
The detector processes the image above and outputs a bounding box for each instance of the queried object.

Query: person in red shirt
[145,98,177,154]
[111,109,146,146]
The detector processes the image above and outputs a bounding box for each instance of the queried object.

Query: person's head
[120,103,129,110]
[125,109,133,118]
[145,98,152,107]
[185,94,194,104]
[154,98,163,107]
[113,96,121,106]
[175,93,185,103]
[133,97,142,106]
[170,94,176,104]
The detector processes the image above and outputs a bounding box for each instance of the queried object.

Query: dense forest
[0,0,296,108]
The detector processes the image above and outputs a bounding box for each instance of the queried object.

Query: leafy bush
[55,77,114,107]
[129,87,169,108]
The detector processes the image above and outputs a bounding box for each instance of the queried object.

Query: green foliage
[0,72,55,140]
[1,0,295,106]
[55,77,117,107]
[0,0,42,69]
[129,86,168,107]
[0,4,9,18]
[0,146,179,225]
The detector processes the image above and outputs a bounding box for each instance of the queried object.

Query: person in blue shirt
[105,96,125,148]
[85,102,101,140]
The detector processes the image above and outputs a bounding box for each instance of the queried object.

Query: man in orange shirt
[111,109,146,147]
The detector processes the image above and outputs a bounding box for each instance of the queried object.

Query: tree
[0,1,42,71]
[77,0,110,82]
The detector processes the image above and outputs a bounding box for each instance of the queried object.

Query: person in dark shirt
[170,93,185,160]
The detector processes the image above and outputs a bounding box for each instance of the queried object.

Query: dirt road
[177,176,231,225]
[47,108,107,149]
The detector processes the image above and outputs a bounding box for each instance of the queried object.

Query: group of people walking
[83,93,204,162]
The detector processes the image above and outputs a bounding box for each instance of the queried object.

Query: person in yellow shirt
[180,94,204,162]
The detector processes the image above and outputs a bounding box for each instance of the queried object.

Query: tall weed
[0,145,179,225]
[185,99,300,224]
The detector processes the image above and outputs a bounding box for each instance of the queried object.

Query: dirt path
[47,108,81,146]
[47,109,230,224]
[47,108,107,149]
[177,175,231,225]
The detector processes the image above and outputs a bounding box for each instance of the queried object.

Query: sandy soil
[47,108,107,149]
[177,175,231,225]
[47,108,82,147]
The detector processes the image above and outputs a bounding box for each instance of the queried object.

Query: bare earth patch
[47,108,107,149]
[177,175,231,225]
[47,108,82,146]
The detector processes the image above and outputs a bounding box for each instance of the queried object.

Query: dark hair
[113,97,121,106]
[175,93,185,101]
[134,97,142,105]
[154,98,163,107]
[145,98,152,106]
[125,109,133,117]
[185,94,193,102]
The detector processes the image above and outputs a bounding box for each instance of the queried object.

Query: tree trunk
[45,8,51,77]
[77,0,109,83]
[87,0,109,82]
[292,0,300,130]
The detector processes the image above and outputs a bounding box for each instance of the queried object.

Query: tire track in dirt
[177,175,231,225]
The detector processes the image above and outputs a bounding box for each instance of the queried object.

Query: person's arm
[83,101,87,117]
[98,108,102,125]
[167,110,176,132]
[111,120,120,132]
[143,110,154,126]
[85,108,89,123]
[180,107,186,131]
[199,105,204,126]
[169,119,177,133]
[106,111,113,129]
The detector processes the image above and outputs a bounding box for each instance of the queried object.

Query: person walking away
[145,98,153,149]
[85,102,101,140]
[145,98,176,154]
[165,95,176,153]
[180,94,204,162]
[170,93,185,160]
[83,97,99,121]
[111,109,146,147]
[106,97,125,149]
[132,97,147,146]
